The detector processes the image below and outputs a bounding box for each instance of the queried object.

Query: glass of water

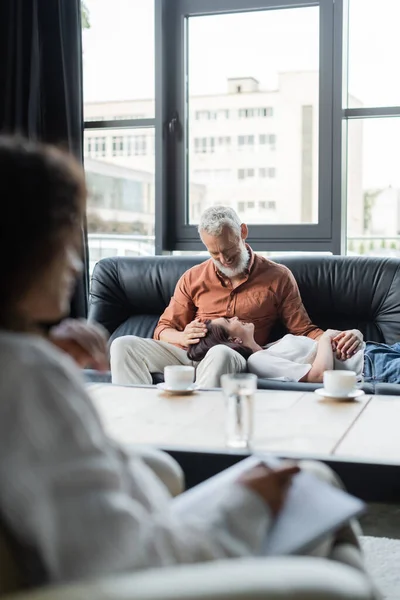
[221,373,257,449]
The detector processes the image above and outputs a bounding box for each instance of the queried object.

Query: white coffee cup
[323,370,357,396]
[164,365,195,390]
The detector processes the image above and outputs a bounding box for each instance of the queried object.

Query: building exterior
[368,187,400,237]
[84,71,364,240]
[85,158,154,235]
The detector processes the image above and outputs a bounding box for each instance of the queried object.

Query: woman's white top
[0,332,270,585]
[248,334,365,381]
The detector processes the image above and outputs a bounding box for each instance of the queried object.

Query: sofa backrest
[89,254,400,344]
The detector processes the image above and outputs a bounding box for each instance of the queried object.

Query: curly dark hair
[187,320,253,362]
[0,136,86,326]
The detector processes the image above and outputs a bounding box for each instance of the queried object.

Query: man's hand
[333,329,363,360]
[49,319,109,370]
[180,319,207,346]
[238,463,300,516]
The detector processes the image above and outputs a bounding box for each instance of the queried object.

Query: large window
[160,0,339,252]
[82,0,155,273]
[81,0,400,260]
[345,0,400,257]
[187,7,319,228]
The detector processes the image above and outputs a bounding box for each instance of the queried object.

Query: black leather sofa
[88,254,400,394]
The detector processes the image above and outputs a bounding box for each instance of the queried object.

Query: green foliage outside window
[82,1,90,29]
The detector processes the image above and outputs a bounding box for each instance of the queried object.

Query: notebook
[172,455,365,556]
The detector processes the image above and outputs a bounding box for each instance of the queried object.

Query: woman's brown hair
[187,320,253,362]
[0,136,86,326]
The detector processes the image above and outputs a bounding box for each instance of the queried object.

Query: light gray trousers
[110,336,247,388]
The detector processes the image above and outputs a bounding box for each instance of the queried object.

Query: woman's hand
[320,329,341,351]
[49,319,109,370]
[322,329,341,340]
[333,329,363,360]
[238,463,300,516]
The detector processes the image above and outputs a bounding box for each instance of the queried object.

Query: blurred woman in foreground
[0,137,375,595]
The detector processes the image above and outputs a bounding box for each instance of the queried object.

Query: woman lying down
[188,317,400,384]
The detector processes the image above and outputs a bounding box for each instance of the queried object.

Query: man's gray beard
[213,245,250,278]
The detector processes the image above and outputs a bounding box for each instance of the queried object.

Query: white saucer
[314,388,365,401]
[157,383,199,395]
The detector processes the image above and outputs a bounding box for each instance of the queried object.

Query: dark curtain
[0,0,88,317]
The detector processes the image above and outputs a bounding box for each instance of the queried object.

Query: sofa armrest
[257,378,321,391]
[8,558,375,600]
[257,378,376,395]
[374,382,400,395]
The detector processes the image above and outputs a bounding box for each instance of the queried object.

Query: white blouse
[248,334,365,381]
[0,332,270,585]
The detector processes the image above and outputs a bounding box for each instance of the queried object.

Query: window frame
[156,0,343,252]
[341,0,400,254]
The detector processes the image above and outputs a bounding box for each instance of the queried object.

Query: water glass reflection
[221,373,257,449]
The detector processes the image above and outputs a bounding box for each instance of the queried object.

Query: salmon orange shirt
[153,247,323,347]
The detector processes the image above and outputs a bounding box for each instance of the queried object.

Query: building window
[126,137,132,156]
[259,168,276,179]
[216,136,231,150]
[239,107,274,119]
[259,134,276,148]
[239,200,272,212]
[111,136,125,157]
[195,110,229,120]
[93,136,107,157]
[261,107,273,117]
[195,110,210,121]
[259,200,276,210]
[127,135,147,156]
[238,168,255,180]
[85,136,107,158]
[194,137,216,153]
[238,135,255,149]
[84,136,107,158]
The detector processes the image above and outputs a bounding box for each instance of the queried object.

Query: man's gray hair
[198,206,242,238]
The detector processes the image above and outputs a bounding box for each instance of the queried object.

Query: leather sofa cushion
[89,254,400,345]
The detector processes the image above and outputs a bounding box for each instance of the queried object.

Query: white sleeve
[248,349,312,381]
[0,348,271,584]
